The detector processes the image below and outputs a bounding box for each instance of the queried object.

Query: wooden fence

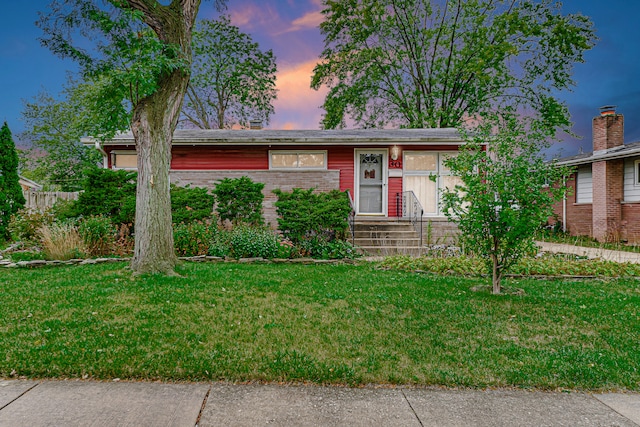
[23,191,80,212]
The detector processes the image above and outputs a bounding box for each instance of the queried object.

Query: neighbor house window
[270,151,327,169]
[575,165,593,203]
[111,151,137,170]
[635,159,640,186]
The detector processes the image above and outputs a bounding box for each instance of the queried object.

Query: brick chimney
[592,106,624,242]
[593,105,624,152]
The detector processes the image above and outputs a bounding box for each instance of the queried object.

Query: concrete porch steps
[351,218,458,255]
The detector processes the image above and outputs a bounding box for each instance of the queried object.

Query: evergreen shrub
[0,122,26,240]
[171,184,215,224]
[273,188,351,244]
[214,176,264,225]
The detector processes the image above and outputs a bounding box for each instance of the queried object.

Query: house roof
[555,140,640,166]
[19,176,43,191]
[83,128,466,147]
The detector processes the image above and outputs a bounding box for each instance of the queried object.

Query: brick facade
[592,159,624,241]
[552,174,593,236]
[170,170,340,227]
[621,203,640,243]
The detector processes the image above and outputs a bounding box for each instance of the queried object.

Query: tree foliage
[311,0,596,130]
[20,82,103,191]
[440,113,570,294]
[38,0,225,274]
[183,16,278,129]
[0,123,27,241]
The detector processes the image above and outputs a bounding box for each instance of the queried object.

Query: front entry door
[356,150,387,215]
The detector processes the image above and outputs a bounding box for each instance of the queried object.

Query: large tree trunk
[130,71,187,274]
[127,0,201,275]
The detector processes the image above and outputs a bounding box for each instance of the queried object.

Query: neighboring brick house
[84,129,467,227]
[553,107,640,243]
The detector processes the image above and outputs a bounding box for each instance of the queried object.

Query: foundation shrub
[273,188,351,244]
[73,168,137,225]
[214,176,265,225]
[170,184,215,224]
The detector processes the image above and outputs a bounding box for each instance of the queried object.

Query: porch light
[390,145,400,160]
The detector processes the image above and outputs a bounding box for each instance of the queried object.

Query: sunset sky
[1,0,639,158]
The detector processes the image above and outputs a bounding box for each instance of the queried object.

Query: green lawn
[1,262,639,390]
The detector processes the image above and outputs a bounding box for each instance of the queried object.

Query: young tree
[311,0,595,130]
[21,83,103,191]
[440,113,570,294]
[0,122,26,241]
[182,16,277,129]
[38,0,225,274]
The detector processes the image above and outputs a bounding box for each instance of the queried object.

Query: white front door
[355,149,387,215]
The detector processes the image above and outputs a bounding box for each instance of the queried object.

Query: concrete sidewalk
[536,241,640,264]
[1,380,639,426]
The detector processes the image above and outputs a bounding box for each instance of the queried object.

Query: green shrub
[214,176,264,225]
[171,184,215,224]
[228,226,281,259]
[173,222,217,257]
[0,123,26,241]
[8,210,55,243]
[299,237,359,259]
[207,234,231,258]
[73,168,137,224]
[78,215,116,256]
[273,188,351,244]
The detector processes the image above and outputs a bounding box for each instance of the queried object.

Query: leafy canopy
[312,0,596,130]
[183,16,278,129]
[37,0,192,140]
[20,81,103,191]
[440,112,571,293]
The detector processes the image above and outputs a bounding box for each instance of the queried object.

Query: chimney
[249,119,262,130]
[593,105,623,152]
[591,106,624,242]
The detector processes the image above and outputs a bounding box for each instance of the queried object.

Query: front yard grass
[1,262,638,390]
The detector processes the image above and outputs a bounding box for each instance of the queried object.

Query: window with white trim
[403,151,460,215]
[111,151,137,170]
[635,159,640,186]
[269,151,327,170]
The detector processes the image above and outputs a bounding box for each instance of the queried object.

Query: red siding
[171,146,269,170]
[327,147,355,194]
[388,177,403,217]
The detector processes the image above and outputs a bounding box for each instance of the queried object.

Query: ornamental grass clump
[38,223,86,260]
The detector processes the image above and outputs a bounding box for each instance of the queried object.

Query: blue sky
[1,0,639,158]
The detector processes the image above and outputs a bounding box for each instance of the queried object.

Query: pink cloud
[268,60,328,130]
[227,3,280,30]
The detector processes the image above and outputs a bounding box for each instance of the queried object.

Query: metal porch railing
[396,191,424,250]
